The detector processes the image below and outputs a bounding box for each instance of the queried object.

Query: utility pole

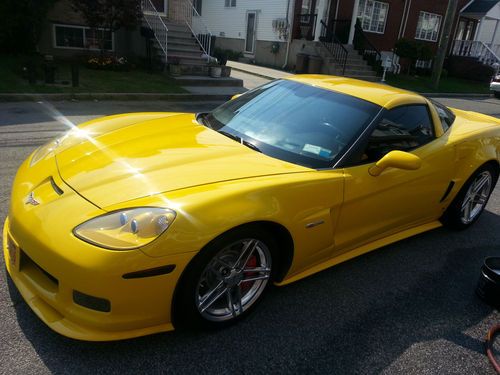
[431,0,459,89]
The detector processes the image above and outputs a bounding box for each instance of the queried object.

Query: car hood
[55,113,308,208]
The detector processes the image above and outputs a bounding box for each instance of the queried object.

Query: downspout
[335,0,340,20]
[401,0,412,38]
[348,0,361,45]
[283,0,295,69]
[398,0,409,39]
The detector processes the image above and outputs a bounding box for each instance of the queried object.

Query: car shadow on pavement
[6,211,500,374]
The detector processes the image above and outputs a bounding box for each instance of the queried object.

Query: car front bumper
[490,81,500,92]
[3,159,195,341]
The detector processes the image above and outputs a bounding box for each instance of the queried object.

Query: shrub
[446,56,494,83]
[86,55,131,71]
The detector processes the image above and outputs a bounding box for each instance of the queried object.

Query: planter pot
[210,66,222,78]
[169,64,182,76]
[476,257,500,309]
[221,66,232,77]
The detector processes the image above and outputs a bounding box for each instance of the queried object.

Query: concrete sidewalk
[227,61,292,80]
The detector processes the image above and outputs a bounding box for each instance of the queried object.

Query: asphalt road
[0,98,500,375]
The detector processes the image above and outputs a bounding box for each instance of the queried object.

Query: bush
[86,56,132,71]
[446,56,494,83]
[395,38,433,74]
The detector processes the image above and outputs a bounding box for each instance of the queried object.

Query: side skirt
[275,221,442,286]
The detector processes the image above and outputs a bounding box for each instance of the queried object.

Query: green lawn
[0,56,185,94]
[386,74,490,94]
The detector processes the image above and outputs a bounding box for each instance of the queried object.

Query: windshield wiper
[196,113,213,129]
[218,130,262,153]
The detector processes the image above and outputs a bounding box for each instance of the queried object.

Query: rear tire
[173,226,276,330]
[441,164,498,230]
[494,91,500,99]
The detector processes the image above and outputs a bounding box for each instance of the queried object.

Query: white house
[200,0,297,67]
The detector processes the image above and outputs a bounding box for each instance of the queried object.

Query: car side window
[363,105,435,162]
[430,99,455,133]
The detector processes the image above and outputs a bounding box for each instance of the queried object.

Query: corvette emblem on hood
[25,192,40,206]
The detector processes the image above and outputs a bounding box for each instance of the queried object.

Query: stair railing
[452,40,500,67]
[141,0,168,63]
[319,20,348,75]
[176,0,212,61]
[354,23,382,74]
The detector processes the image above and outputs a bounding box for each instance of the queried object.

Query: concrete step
[167,48,204,58]
[164,22,190,32]
[175,64,210,76]
[169,30,194,39]
[168,54,208,65]
[169,40,201,49]
[174,75,244,87]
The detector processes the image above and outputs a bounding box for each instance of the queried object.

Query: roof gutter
[283,0,295,69]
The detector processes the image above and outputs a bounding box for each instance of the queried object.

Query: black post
[27,61,36,85]
[71,64,79,87]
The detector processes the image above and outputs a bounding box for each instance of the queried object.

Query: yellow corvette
[3,76,500,341]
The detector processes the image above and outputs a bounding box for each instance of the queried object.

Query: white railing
[174,0,212,60]
[451,40,500,67]
[141,0,168,63]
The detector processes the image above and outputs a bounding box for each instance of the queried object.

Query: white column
[474,18,483,41]
[314,0,327,41]
[348,0,360,45]
[491,19,499,45]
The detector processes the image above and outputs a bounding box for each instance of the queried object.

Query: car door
[333,103,456,253]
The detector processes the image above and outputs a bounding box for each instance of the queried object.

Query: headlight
[73,207,176,250]
[30,128,89,167]
[30,138,61,166]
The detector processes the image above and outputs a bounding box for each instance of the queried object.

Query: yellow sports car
[3,76,500,341]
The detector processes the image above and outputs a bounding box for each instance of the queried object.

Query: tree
[70,0,142,55]
[0,0,58,54]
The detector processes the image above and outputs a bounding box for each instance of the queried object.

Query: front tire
[441,164,498,229]
[173,227,275,329]
[494,91,500,99]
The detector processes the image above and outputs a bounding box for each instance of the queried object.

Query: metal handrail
[319,20,348,75]
[178,0,212,60]
[141,0,168,63]
[354,23,382,73]
[452,40,500,66]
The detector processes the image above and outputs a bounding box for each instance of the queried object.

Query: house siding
[202,0,290,43]
[202,0,292,67]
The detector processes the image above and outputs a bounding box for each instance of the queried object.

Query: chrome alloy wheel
[460,171,493,224]
[195,238,272,322]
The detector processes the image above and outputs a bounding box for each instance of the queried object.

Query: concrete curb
[229,67,277,81]
[420,92,492,98]
[0,93,232,102]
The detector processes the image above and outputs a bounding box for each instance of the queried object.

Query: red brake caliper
[241,255,257,293]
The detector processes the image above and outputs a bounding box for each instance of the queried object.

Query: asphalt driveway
[0,98,499,375]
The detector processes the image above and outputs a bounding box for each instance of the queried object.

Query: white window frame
[357,0,389,34]
[224,0,236,8]
[53,24,114,51]
[415,11,442,42]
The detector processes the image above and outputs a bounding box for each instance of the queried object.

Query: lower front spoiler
[3,217,187,341]
[5,268,174,341]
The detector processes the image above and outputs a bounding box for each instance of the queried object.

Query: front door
[245,12,257,54]
[334,104,456,253]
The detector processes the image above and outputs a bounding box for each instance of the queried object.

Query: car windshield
[204,80,381,169]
